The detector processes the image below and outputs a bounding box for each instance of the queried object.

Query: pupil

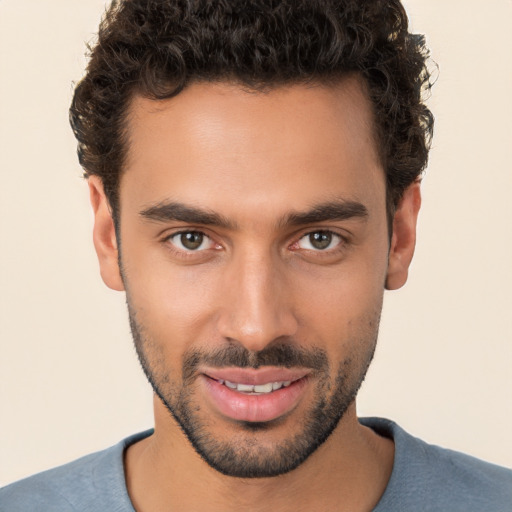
[310,232,332,250]
[181,232,203,250]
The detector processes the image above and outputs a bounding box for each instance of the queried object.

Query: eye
[296,231,343,251]
[168,231,214,252]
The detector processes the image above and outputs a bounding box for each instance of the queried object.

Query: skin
[89,76,420,511]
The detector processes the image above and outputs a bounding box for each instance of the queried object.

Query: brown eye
[309,232,332,250]
[181,232,203,250]
[169,231,210,251]
[297,231,341,251]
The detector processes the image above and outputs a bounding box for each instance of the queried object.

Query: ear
[88,176,125,291]
[385,182,421,290]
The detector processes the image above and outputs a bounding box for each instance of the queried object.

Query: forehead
[121,77,385,222]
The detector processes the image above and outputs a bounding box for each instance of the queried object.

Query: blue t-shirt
[1,418,511,511]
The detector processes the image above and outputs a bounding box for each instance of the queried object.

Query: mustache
[182,342,328,382]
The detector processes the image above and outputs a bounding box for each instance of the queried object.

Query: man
[1,0,511,510]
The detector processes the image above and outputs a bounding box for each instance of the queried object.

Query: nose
[216,249,298,352]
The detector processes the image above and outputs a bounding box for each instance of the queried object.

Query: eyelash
[163,230,219,258]
[162,229,348,258]
[293,230,346,253]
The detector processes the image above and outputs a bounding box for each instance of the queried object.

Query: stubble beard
[127,301,380,479]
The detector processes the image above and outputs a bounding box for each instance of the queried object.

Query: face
[91,77,418,478]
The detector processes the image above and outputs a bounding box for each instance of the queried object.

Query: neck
[125,398,394,512]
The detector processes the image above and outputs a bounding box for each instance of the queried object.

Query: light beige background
[1,0,511,486]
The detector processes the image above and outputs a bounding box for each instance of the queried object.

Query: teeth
[253,383,273,393]
[219,379,295,394]
[237,383,255,392]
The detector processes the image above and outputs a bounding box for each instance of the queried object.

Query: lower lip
[201,375,309,423]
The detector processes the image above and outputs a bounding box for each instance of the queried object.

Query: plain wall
[1,0,511,486]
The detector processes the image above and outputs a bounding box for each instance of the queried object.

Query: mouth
[199,367,311,423]
[213,379,294,395]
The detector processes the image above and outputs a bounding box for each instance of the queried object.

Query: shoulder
[361,417,512,512]
[0,430,152,512]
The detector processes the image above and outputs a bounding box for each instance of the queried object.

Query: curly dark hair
[70,0,434,223]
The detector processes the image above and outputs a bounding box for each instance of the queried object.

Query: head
[72,0,432,478]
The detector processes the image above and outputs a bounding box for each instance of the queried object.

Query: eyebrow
[283,200,368,227]
[139,199,368,229]
[140,202,238,229]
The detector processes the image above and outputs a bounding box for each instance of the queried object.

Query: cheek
[291,257,386,349]
[122,250,221,350]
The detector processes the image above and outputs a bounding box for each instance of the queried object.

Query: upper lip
[201,366,311,385]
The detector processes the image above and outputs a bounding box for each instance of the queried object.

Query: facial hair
[127,301,379,478]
